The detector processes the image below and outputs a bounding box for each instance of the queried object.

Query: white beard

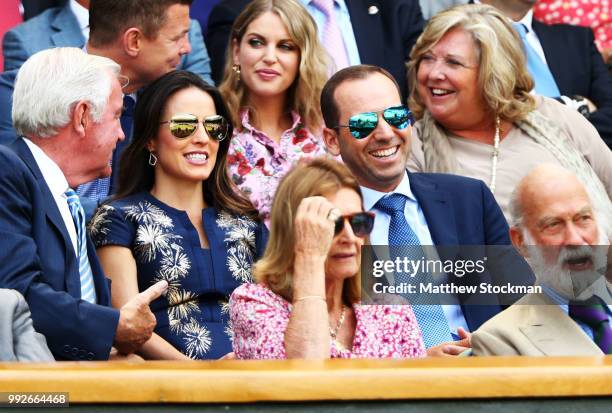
[523,230,609,301]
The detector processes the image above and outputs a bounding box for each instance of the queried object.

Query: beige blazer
[472,293,603,356]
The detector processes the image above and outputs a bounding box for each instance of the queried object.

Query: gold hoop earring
[148,151,158,166]
[232,64,241,81]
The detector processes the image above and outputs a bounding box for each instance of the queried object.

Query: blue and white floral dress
[88,192,268,359]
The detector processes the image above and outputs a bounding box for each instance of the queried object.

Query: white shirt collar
[70,0,89,32]
[23,138,71,197]
[361,171,417,212]
[518,9,534,33]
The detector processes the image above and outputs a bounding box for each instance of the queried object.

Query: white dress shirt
[70,0,90,40]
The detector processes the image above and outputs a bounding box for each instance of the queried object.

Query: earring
[148,151,158,166]
[232,64,241,81]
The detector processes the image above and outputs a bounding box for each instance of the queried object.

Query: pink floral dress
[227,109,328,226]
[230,283,427,359]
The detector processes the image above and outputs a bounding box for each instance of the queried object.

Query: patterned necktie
[569,296,612,354]
[375,193,453,348]
[65,189,97,304]
[310,0,349,71]
[513,22,561,98]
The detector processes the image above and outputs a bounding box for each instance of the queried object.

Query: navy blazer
[0,140,119,360]
[205,0,425,98]
[531,20,612,148]
[407,172,532,331]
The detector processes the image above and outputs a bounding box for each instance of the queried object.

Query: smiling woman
[88,70,268,360]
[219,0,331,226]
[406,4,612,231]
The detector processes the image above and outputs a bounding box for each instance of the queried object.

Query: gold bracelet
[293,295,326,304]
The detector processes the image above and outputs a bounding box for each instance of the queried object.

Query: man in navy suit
[0,48,167,361]
[205,0,424,99]
[1,0,213,216]
[477,0,612,148]
[321,65,531,355]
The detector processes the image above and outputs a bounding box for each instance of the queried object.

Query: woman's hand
[293,196,339,258]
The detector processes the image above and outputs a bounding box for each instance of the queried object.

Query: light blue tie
[65,189,97,304]
[513,22,561,98]
[375,193,453,348]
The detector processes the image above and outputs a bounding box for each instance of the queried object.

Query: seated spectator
[472,164,611,356]
[230,158,426,359]
[89,70,268,360]
[477,0,612,148]
[407,4,612,230]
[219,0,329,225]
[207,0,425,98]
[0,47,166,361]
[0,289,54,362]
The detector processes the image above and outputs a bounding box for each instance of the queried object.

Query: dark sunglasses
[335,105,413,139]
[160,113,229,141]
[334,212,375,237]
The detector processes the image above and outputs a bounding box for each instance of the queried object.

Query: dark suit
[205,0,424,98]
[407,172,532,331]
[0,140,119,360]
[532,20,612,148]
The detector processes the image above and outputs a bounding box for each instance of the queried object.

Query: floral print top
[227,109,328,225]
[230,283,427,359]
[88,192,268,359]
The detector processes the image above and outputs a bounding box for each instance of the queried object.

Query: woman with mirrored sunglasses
[219,0,331,226]
[88,70,268,360]
[406,5,612,225]
[229,158,426,359]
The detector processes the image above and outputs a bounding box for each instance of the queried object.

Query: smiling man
[320,64,525,355]
[472,164,611,356]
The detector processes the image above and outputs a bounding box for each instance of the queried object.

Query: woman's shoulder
[231,283,287,306]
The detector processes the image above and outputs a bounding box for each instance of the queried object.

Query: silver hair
[12,47,121,138]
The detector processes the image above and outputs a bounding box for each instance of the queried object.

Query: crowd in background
[0,0,610,363]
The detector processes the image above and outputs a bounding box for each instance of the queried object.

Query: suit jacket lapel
[346,0,384,65]
[519,294,603,356]
[51,3,86,48]
[12,139,81,296]
[408,172,458,245]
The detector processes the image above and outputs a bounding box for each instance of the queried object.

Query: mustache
[557,245,596,267]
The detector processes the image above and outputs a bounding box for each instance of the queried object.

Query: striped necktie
[311,0,349,71]
[65,189,97,304]
[375,193,453,348]
[513,22,561,98]
[569,296,612,354]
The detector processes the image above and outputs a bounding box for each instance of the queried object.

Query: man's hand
[114,280,168,355]
[426,327,472,357]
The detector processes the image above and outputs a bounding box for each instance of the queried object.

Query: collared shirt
[69,0,90,40]
[542,282,612,341]
[300,0,362,66]
[361,171,469,338]
[24,139,79,255]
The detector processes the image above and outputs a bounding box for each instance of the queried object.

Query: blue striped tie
[65,189,97,304]
[375,193,453,348]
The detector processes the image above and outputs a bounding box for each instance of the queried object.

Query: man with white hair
[0,47,167,361]
[472,164,611,356]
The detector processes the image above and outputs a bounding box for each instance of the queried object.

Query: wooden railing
[2,357,612,404]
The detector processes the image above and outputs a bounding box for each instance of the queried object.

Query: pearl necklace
[329,305,347,340]
[489,116,501,194]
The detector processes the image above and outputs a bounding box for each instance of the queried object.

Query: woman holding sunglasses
[229,158,426,359]
[89,70,268,360]
[219,0,330,225]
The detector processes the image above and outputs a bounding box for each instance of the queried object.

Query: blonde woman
[219,0,330,225]
[406,4,612,229]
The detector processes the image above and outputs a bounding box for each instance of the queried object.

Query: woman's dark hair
[115,70,259,219]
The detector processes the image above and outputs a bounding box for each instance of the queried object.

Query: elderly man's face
[516,177,605,298]
[323,72,411,193]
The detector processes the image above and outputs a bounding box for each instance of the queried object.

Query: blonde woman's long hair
[255,157,362,305]
[218,0,329,131]
[407,4,536,123]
